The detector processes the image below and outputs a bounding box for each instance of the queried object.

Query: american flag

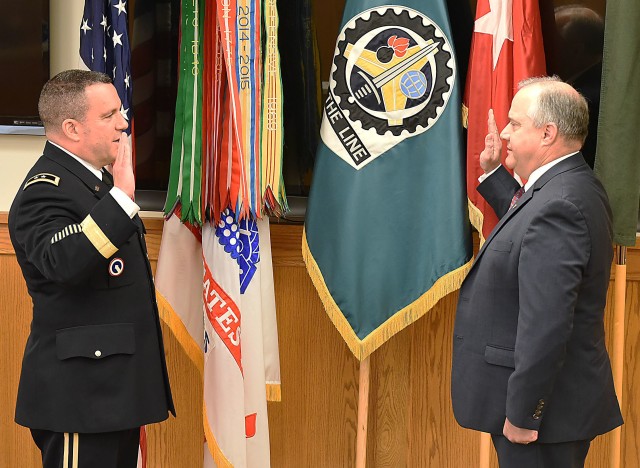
[80,0,133,135]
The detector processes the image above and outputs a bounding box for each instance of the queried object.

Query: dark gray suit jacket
[451,154,622,443]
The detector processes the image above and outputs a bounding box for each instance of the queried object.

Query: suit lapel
[472,153,587,268]
[43,142,111,198]
[472,190,533,265]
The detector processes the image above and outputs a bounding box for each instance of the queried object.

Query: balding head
[499,76,588,179]
[518,76,589,146]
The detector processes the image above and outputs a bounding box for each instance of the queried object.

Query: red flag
[464,0,546,240]
[136,426,147,468]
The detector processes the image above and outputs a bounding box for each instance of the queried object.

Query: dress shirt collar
[524,152,578,192]
[48,140,103,181]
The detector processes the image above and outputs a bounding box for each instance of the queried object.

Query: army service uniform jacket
[8,142,175,433]
[451,154,622,443]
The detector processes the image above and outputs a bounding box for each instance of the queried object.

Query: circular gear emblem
[330,7,455,136]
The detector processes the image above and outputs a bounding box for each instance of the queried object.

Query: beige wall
[0,0,84,211]
[0,136,47,210]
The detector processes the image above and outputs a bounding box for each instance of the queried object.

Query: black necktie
[102,169,114,187]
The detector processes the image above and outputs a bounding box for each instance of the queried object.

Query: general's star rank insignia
[23,173,61,189]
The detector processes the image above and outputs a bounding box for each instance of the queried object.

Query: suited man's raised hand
[110,136,135,200]
[479,109,502,174]
[503,417,538,444]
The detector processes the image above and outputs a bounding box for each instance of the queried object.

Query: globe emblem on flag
[400,70,428,99]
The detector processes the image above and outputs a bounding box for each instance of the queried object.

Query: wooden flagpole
[610,245,627,468]
[479,432,491,468]
[355,356,371,468]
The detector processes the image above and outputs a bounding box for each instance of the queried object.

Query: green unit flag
[303,0,472,360]
[594,0,640,247]
[165,0,204,224]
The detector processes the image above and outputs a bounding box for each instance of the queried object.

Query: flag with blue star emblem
[200,208,278,467]
[80,0,133,135]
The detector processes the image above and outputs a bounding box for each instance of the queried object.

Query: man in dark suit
[8,70,175,468]
[451,77,622,467]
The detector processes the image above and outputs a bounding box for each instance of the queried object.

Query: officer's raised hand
[479,109,502,174]
[110,135,135,200]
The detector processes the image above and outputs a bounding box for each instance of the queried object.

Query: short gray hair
[38,69,112,133]
[518,76,589,144]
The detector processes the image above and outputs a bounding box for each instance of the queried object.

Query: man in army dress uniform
[8,70,174,468]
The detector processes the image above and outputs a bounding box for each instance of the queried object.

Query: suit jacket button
[94,350,102,357]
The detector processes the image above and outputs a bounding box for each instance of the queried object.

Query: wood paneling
[269,261,359,467]
[0,245,41,468]
[1,214,638,467]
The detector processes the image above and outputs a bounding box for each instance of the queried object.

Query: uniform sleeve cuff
[109,187,140,218]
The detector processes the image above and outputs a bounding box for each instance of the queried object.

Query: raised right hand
[479,109,502,174]
[110,135,135,200]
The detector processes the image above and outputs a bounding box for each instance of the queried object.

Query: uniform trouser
[492,434,591,468]
[30,428,140,468]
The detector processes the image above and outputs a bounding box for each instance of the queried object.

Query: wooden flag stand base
[479,432,492,468]
[355,356,371,468]
[610,245,627,468]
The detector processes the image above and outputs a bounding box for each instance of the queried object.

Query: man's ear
[61,118,81,142]
[541,122,558,146]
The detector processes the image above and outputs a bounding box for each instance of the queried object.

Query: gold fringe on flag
[302,229,473,361]
[467,198,487,247]
[461,103,469,129]
[203,402,234,468]
[156,291,204,374]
